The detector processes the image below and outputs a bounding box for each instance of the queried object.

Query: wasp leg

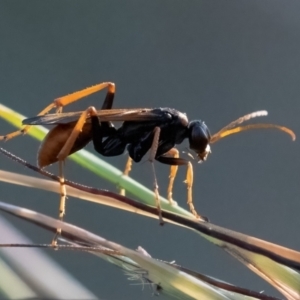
[50,105,114,244]
[119,157,133,196]
[51,160,67,246]
[156,155,205,221]
[0,102,57,141]
[164,148,179,205]
[0,82,115,141]
[54,82,115,108]
[50,83,115,245]
[56,108,92,160]
[148,127,164,225]
[1,82,115,246]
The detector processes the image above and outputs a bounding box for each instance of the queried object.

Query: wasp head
[188,120,211,162]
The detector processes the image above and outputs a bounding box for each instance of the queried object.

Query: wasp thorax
[188,120,211,161]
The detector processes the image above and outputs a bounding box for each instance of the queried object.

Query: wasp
[1,82,296,234]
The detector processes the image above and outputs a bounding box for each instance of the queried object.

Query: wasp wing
[22,108,170,125]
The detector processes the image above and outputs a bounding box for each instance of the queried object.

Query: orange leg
[51,160,67,246]
[166,148,179,205]
[0,82,115,141]
[157,150,202,219]
[120,148,179,207]
[0,102,57,141]
[48,106,101,244]
[119,156,133,196]
[0,82,115,244]
[184,162,199,218]
[56,108,92,161]
[149,127,164,225]
[52,83,115,244]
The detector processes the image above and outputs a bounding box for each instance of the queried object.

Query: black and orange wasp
[1,82,295,241]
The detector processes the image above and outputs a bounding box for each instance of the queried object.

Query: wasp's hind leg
[50,105,116,245]
[51,160,67,246]
[1,82,116,246]
[48,107,94,245]
[49,82,115,244]
[0,82,115,142]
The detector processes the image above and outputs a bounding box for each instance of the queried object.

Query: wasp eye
[188,121,211,161]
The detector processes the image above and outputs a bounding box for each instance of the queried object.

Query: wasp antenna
[210,123,296,143]
[210,110,268,143]
[218,110,268,134]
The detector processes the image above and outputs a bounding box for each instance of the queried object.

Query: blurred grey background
[0,1,299,299]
